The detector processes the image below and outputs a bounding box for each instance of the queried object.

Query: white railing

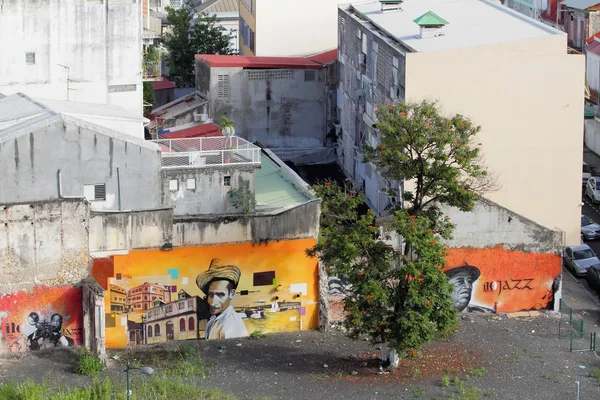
[143,61,161,81]
[151,136,262,169]
[143,16,162,35]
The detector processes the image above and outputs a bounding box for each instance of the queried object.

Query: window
[178,301,185,310]
[362,34,367,54]
[169,179,179,191]
[253,271,275,286]
[84,184,106,201]
[249,30,255,52]
[179,318,186,331]
[188,299,193,308]
[148,325,153,338]
[166,305,173,312]
[25,52,35,65]
[223,176,231,186]
[154,324,161,336]
[217,75,230,100]
[189,317,195,331]
[186,178,196,190]
[304,71,316,82]
[247,69,294,81]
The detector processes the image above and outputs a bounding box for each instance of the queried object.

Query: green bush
[74,349,104,376]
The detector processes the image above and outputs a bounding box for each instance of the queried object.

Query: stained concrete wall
[0,118,164,212]
[161,166,257,216]
[0,199,90,294]
[0,0,143,116]
[89,208,173,254]
[196,61,328,148]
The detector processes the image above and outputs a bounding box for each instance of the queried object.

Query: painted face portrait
[445,265,481,312]
[49,314,63,332]
[207,280,235,316]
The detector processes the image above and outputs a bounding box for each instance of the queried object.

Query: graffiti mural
[0,286,83,352]
[444,245,562,313]
[92,239,318,348]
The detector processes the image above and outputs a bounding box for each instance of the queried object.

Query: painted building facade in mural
[444,246,562,313]
[93,238,318,348]
[0,286,83,352]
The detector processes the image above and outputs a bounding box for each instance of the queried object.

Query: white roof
[561,0,600,10]
[348,0,563,52]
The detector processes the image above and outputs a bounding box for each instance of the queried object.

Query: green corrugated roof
[255,154,310,210]
[585,106,596,118]
[413,11,449,26]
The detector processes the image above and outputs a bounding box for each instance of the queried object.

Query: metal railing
[142,61,161,80]
[151,136,262,169]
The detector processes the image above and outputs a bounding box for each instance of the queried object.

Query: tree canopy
[164,3,234,87]
[308,101,493,369]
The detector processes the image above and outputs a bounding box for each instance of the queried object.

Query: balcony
[143,15,162,37]
[143,61,161,81]
[151,136,262,169]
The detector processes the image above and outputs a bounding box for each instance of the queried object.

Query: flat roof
[255,152,311,210]
[348,0,562,52]
[561,0,600,9]
[158,122,221,139]
[196,55,324,69]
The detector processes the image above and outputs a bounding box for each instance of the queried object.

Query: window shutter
[217,75,230,100]
[94,184,106,200]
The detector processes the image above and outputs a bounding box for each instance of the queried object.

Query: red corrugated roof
[196,54,323,69]
[152,77,176,91]
[587,39,600,55]
[307,49,338,65]
[158,123,221,139]
[588,32,600,45]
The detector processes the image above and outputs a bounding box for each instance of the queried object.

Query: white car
[586,177,600,204]
[582,215,600,240]
[583,162,592,186]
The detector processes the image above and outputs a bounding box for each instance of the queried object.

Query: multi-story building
[109,285,128,312]
[196,0,240,54]
[128,282,172,312]
[0,0,145,116]
[338,0,583,245]
[238,0,348,56]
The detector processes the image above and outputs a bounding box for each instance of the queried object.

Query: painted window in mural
[444,246,562,313]
[95,239,318,348]
[0,286,83,352]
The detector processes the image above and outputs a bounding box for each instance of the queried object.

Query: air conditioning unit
[194,113,208,122]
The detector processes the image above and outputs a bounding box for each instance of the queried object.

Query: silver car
[586,177,600,203]
[564,245,600,277]
[584,162,592,186]
[581,215,600,240]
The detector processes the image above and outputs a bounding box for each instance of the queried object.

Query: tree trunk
[380,343,400,371]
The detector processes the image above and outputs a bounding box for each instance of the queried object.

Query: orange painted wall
[444,245,561,313]
[93,239,318,348]
[0,286,83,352]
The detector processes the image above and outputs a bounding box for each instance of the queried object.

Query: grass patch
[441,376,450,387]
[589,368,600,385]
[0,375,233,400]
[249,330,266,340]
[73,349,104,376]
[505,353,520,364]
[469,367,486,377]
[409,386,425,397]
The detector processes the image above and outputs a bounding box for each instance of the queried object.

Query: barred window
[246,69,294,81]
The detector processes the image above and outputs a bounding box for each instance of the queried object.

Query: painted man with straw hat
[445,264,494,313]
[196,258,248,340]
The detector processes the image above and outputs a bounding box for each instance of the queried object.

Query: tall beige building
[338,0,584,245]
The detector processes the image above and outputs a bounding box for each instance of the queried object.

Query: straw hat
[444,264,481,281]
[196,258,241,294]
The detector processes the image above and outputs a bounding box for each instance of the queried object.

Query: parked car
[564,245,600,277]
[585,176,600,203]
[581,215,600,240]
[585,263,600,292]
[583,162,592,186]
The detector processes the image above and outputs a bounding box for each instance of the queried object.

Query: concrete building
[196,0,240,54]
[0,94,163,211]
[338,0,583,245]
[238,0,349,56]
[560,0,600,50]
[0,0,144,116]
[195,53,337,149]
[144,293,208,343]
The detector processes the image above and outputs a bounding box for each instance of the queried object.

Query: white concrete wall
[203,65,327,148]
[587,49,600,95]
[0,200,90,294]
[405,35,584,245]
[256,0,348,56]
[0,0,143,116]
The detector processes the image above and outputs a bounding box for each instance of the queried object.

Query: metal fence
[558,299,596,352]
[152,136,262,169]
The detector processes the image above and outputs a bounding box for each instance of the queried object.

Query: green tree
[164,3,234,87]
[307,101,493,369]
[143,81,155,115]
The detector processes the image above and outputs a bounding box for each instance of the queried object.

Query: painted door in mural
[0,286,84,353]
[444,246,561,313]
[93,238,319,348]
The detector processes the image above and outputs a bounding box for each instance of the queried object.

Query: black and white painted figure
[328,276,352,297]
[26,312,74,350]
[445,265,494,313]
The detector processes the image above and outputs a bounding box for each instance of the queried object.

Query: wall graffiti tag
[482,279,534,295]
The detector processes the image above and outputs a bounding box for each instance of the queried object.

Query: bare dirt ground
[1,313,600,400]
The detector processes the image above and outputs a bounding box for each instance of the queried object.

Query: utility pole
[57,64,70,101]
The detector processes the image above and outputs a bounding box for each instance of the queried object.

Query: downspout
[116,167,122,210]
[57,169,83,199]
